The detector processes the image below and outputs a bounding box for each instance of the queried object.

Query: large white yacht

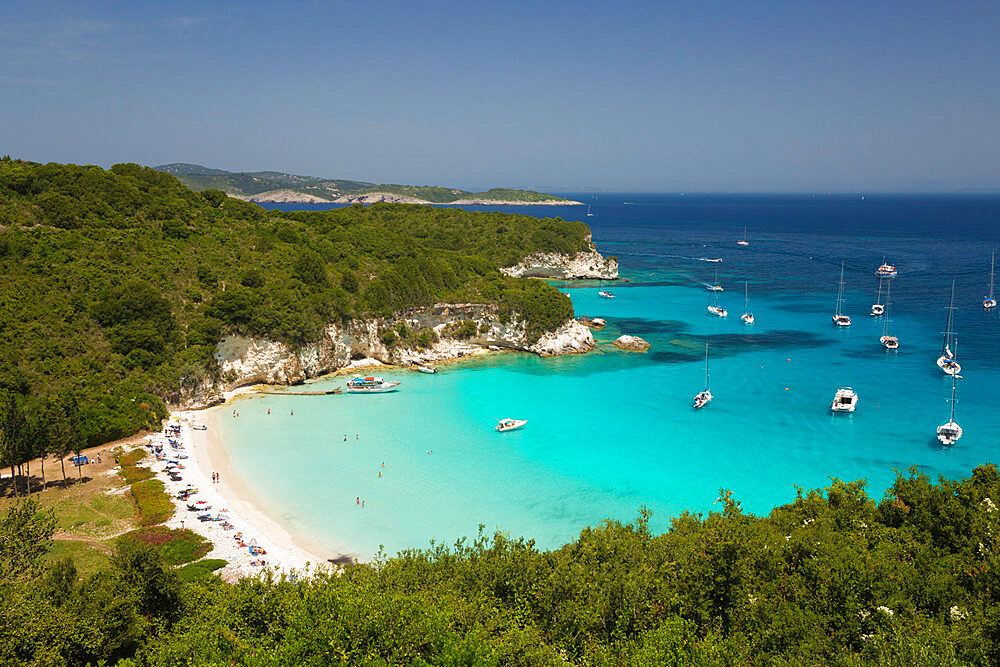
[346,376,400,393]
[831,387,858,413]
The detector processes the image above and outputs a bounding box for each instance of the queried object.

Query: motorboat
[693,342,713,408]
[346,376,400,393]
[985,251,996,309]
[880,281,898,350]
[412,364,437,374]
[737,225,749,246]
[870,278,884,316]
[192,424,207,430]
[832,261,851,326]
[875,260,897,278]
[937,373,963,445]
[936,281,961,375]
[831,387,858,413]
[495,418,527,432]
[741,281,754,324]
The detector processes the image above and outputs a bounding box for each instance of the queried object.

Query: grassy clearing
[116,448,154,485]
[129,479,173,526]
[177,558,228,581]
[121,526,212,565]
[47,539,113,576]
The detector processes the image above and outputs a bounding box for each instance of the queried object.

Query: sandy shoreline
[156,403,328,581]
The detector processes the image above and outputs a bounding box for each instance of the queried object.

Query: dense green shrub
[129,479,173,526]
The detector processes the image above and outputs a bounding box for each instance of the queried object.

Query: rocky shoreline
[231,190,583,206]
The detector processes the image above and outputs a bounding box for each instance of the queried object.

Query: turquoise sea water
[219,195,1000,561]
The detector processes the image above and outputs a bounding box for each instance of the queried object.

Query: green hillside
[0,159,587,445]
[154,163,571,203]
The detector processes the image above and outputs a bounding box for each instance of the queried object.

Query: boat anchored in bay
[741,281,754,324]
[876,260,897,279]
[346,376,400,393]
[693,342,713,409]
[984,251,996,309]
[937,280,961,375]
[936,372,963,446]
[495,418,527,432]
[598,280,615,299]
[832,261,851,326]
[880,281,898,350]
[831,387,858,413]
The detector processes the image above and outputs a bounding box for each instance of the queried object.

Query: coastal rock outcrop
[232,189,334,204]
[190,305,596,406]
[501,237,619,280]
[613,335,651,351]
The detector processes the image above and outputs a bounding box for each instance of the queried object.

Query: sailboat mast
[991,252,995,300]
[943,280,956,355]
[744,281,749,310]
[883,281,891,336]
[704,342,710,389]
[836,262,845,316]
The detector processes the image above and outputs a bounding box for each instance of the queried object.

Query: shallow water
[219,194,1000,560]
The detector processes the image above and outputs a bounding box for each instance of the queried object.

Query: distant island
[155,163,582,205]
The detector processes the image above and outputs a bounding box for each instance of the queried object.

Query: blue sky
[2,1,998,191]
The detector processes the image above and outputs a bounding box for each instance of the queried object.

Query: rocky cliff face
[500,237,619,280]
[184,306,594,407]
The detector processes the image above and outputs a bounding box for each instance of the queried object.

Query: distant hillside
[154,163,579,205]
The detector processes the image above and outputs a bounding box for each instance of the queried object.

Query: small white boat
[412,364,437,374]
[346,376,400,393]
[880,281,898,349]
[875,260,897,279]
[831,387,858,413]
[984,251,996,309]
[937,373,962,445]
[936,281,961,375]
[693,342,713,408]
[737,225,749,247]
[495,418,527,432]
[741,281,754,324]
[832,261,851,326]
[598,280,615,299]
[586,203,594,217]
[707,305,728,318]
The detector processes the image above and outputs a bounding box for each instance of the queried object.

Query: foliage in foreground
[2,465,1000,665]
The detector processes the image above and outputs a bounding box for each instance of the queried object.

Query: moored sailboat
[880,281,898,349]
[737,225,749,246]
[598,279,615,299]
[936,371,963,446]
[693,342,713,408]
[936,280,961,375]
[984,251,996,309]
[741,281,754,324]
[870,278,884,316]
[832,261,851,326]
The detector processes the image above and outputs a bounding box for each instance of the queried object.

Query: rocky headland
[501,237,619,280]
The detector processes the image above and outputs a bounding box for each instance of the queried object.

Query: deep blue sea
[220,194,1000,561]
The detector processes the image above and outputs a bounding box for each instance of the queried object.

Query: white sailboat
[880,280,898,349]
[707,274,727,317]
[870,278,884,317]
[936,280,961,375]
[936,371,963,446]
[706,268,724,292]
[741,281,754,324]
[984,251,996,309]
[693,342,713,408]
[737,225,749,246]
[832,261,851,326]
[598,279,615,299]
[586,203,594,217]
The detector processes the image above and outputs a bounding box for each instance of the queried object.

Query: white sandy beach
[152,402,328,581]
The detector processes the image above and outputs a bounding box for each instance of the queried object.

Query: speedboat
[346,376,400,393]
[495,418,527,432]
[875,261,897,278]
[831,387,858,413]
[412,364,436,374]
